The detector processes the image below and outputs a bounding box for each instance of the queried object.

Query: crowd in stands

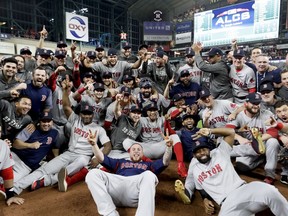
[0,27,288,215]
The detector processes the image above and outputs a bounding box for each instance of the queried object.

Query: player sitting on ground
[175,127,288,216]
[86,129,173,216]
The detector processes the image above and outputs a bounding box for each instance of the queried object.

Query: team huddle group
[0,32,288,216]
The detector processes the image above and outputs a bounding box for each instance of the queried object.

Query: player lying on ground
[85,129,173,216]
[175,127,288,216]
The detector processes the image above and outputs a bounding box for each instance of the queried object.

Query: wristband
[275,122,284,131]
[208,129,212,136]
[77,87,86,94]
[5,187,14,200]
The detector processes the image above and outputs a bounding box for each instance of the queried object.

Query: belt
[220,183,246,206]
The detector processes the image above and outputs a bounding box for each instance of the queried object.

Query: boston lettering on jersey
[177,91,197,98]
[209,116,225,126]
[112,72,121,79]
[230,77,244,88]
[74,127,89,138]
[189,70,203,77]
[2,116,22,129]
[122,127,138,139]
[142,127,162,133]
[197,163,223,184]
[120,161,148,170]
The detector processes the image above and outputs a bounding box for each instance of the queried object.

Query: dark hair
[12,54,25,62]
[274,100,288,109]
[32,66,47,75]
[14,95,32,103]
[3,57,18,66]
[280,70,288,75]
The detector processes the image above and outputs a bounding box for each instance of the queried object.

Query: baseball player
[21,66,53,121]
[11,111,58,182]
[175,127,288,216]
[73,82,113,127]
[104,86,135,132]
[123,103,188,178]
[0,140,24,206]
[136,78,170,113]
[175,48,203,85]
[12,77,112,194]
[226,93,281,184]
[0,96,32,141]
[268,100,288,185]
[229,49,256,104]
[85,129,173,216]
[48,72,78,150]
[192,43,233,100]
[165,69,201,106]
[88,48,145,84]
[177,114,213,162]
[199,89,241,129]
[108,94,142,159]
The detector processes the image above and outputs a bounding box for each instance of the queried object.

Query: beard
[197,155,211,164]
[246,106,260,115]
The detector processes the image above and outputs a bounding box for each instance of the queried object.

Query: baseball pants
[14,150,91,194]
[86,169,158,216]
[219,181,288,216]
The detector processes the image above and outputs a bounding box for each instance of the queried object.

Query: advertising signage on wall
[194,0,281,47]
[175,21,192,44]
[143,21,172,41]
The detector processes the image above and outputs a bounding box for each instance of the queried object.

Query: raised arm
[62,75,73,119]
[87,130,104,163]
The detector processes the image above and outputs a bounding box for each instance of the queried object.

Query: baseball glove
[278,147,288,167]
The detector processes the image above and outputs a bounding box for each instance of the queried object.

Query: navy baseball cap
[260,82,274,93]
[208,48,223,57]
[180,69,190,77]
[246,93,262,104]
[130,105,141,113]
[40,111,53,121]
[95,44,104,51]
[94,82,105,91]
[122,42,131,49]
[38,49,53,57]
[102,71,112,78]
[123,75,133,82]
[20,47,32,55]
[192,140,211,153]
[80,103,94,114]
[185,47,195,57]
[233,49,245,58]
[199,89,211,99]
[144,103,158,111]
[54,50,66,58]
[107,48,118,56]
[84,72,95,79]
[156,51,165,58]
[120,86,131,95]
[57,41,67,48]
[172,94,184,102]
[182,114,200,126]
[87,51,96,58]
[138,44,148,50]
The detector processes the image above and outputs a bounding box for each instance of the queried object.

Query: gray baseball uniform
[13,112,110,194]
[229,64,256,104]
[189,139,288,216]
[228,109,280,178]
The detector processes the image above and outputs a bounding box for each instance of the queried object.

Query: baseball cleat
[174,180,191,204]
[58,168,68,192]
[250,128,265,154]
[177,162,188,178]
[280,175,288,185]
[31,178,44,191]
